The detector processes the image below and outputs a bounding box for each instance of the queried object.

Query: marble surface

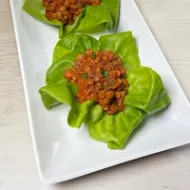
[0,0,190,189]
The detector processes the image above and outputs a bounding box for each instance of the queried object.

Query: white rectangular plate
[10,0,190,184]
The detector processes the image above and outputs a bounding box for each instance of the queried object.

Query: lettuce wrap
[39,32,170,149]
[23,0,120,37]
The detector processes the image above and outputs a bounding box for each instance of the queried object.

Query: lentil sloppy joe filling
[42,0,101,25]
[64,49,129,115]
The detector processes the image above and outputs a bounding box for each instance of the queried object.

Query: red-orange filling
[42,0,100,25]
[64,49,129,115]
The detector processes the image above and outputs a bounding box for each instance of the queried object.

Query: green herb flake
[90,53,96,59]
[102,70,109,77]
[82,73,88,78]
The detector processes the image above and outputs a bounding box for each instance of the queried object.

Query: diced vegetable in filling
[64,49,129,115]
[42,0,100,25]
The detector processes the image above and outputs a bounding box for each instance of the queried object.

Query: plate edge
[9,0,190,184]
[9,0,45,181]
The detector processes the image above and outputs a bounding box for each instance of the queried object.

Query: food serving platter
[10,0,190,184]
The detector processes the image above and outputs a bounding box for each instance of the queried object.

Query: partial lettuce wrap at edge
[23,0,120,37]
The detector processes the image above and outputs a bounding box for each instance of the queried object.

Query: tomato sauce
[64,49,129,115]
[42,0,100,25]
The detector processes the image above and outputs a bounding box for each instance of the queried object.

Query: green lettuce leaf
[23,0,120,37]
[101,0,120,28]
[46,52,77,85]
[87,107,145,149]
[39,81,77,109]
[39,32,170,149]
[125,66,170,114]
[74,4,113,33]
[99,31,140,70]
[68,101,96,128]
[52,34,99,63]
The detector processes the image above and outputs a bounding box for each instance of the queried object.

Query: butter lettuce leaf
[125,66,170,114]
[39,81,77,109]
[99,31,140,70]
[52,34,99,63]
[68,101,96,128]
[101,0,120,28]
[46,52,77,85]
[23,0,120,37]
[87,107,145,149]
[75,4,113,33]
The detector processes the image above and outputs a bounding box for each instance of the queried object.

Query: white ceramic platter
[10,0,190,184]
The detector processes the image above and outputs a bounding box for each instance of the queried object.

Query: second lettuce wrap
[23,0,120,37]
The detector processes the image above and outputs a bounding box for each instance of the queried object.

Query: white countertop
[0,0,190,189]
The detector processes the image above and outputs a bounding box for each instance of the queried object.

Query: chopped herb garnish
[100,84,104,89]
[90,53,96,59]
[102,70,109,77]
[82,73,88,78]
